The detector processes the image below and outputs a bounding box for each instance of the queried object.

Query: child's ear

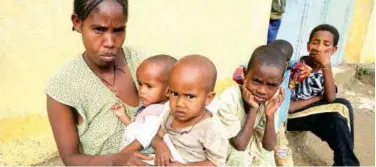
[306,42,311,52]
[205,91,216,105]
[330,46,338,56]
[164,87,170,97]
[242,66,247,76]
[71,14,82,33]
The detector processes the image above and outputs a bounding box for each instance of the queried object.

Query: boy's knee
[334,98,352,109]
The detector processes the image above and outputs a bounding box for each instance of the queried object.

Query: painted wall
[344,0,374,63]
[360,8,375,63]
[277,0,354,65]
[0,0,272,165]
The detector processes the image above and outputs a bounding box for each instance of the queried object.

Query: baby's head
[268,39,294,62]
[244,45,286,104]
[168,55,217,121]
[136,54,177,106]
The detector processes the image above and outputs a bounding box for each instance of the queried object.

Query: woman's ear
[71,14,83,33]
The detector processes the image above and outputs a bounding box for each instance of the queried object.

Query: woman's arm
[288,96,322,113]
[47,96,151,166]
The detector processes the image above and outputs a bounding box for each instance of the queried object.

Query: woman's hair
[73,0,128,30]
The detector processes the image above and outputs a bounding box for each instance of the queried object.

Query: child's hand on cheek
[313,51,331,67]
[241,85,259,109]
[265,87,285,118]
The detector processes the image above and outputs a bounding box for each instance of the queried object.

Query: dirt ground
[36,70,375,166]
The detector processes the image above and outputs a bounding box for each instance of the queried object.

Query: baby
[151,55,229,166]
[112,54,177,153]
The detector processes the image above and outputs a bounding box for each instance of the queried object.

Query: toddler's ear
[205,91,216,105]
[165,87,170,97]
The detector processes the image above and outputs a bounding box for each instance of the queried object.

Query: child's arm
[289,96,323,113]
[111,103,132,125]
[120,140,144,153]
[315,51,336,102]
[263,87,284,151]
[151,127,172,166]
[230,107,258,151]
[229,86,259,151]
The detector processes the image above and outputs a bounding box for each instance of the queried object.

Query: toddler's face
[168,68,213,122]
[244,63,283,104]
[136,63,167,106]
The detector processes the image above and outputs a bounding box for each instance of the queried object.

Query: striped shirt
[291,72,324,100]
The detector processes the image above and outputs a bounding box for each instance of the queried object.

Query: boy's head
[268,39,294,62]
[245,45,285,104]
[307,24,339,58]
[136,54,177,106]
[168,55,217,121]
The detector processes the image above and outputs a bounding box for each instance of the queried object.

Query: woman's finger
[134,152,153,160]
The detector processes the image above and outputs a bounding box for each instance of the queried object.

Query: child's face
[307,30,337,59]
[244,63,283,104]
[72,0,126,67]
[136,62,167,106]
[168,68,214,122]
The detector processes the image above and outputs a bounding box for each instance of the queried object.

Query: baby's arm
[152,127,173,166]
[120,140,143,153]
[111,102,132,125]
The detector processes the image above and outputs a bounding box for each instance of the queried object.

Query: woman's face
[72,0,126,67]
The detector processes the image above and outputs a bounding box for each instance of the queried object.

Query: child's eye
[186,95,195,99]
[113,27,125,33]
[93,27,106,33]
[169,91,178,96]
[252,79,261,85]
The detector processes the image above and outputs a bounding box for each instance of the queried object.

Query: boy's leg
[267,19,282,44]
[287,99,359,166]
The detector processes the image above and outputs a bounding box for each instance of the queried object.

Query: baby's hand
[154,141,173,166]
[112,102,129,117]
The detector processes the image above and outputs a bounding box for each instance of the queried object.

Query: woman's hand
[265,87,285,118]
[112,151,153,166]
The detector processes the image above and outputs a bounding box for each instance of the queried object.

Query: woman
[46,0,152,165]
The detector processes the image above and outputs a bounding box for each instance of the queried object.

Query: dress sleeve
[216,86,242,138]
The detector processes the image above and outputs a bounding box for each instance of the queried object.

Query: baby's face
[244,63,283,104]
[168,66,211,122]
[136,62,167,106]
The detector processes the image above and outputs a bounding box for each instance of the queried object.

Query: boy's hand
[312,51,331,67]
[154,141,173,166]
[241,85,259,109]
[265,87,285,118]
